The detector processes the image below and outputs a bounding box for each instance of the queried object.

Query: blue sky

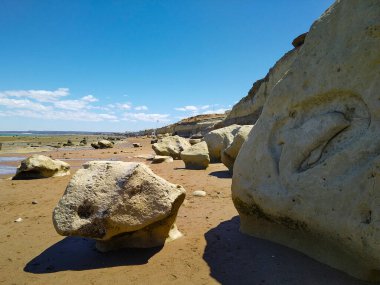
[0,0,334,132]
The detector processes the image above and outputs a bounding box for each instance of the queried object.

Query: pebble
[32,200,38,205]
[14,218,23,223]
[192,190,206,197]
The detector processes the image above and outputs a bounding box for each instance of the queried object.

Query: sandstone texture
[180,141,210,170]
[152,155,174,164]
[232,0,380,281]
[152,135,191,159]
[13,155,70,180]
[221,125,253,172]
[204,125,241,162]
[53,161,186,251]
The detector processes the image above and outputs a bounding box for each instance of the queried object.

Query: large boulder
[152,135,191,159]
[221,125,253,172]
[53,161,186,252]
[232,0,380,281]
[203,124,241,162]
[91,139,113,149]
[98,140,113,148]
[13,155,70,180]
[180,141,210,170]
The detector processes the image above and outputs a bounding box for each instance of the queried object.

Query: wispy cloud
[174,104,230,115]
[0,88,69,102]
[0,88,172,127]
[0,97,50,111]
[54,99,88,111]
[122,112,170,122]
[116,103,132,110]
[134,105,148,111]
[81,95,98,102]
[175,105,198,112]
[0,109,117,122]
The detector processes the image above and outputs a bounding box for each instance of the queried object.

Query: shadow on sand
[203,216,370,285]
[24,237,162,274]
[208,170,231,179]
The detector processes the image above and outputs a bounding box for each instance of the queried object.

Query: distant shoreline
[0,131,126,136]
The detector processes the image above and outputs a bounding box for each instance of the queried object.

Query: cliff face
[131,113,227,137]
[232,0,380,280]
[161,114,226,137]
[217,46,301,128]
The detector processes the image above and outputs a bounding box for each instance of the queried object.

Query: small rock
[192,190,206,197]
[152,155,174,164]
[14,218,23,222]
[32,200,38,205]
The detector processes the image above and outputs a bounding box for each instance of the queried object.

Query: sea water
[0,156,24,175]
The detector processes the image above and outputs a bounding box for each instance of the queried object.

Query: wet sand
[0,137,371,285]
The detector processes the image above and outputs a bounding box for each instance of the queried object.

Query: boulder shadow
[24,237,162,274]
[203,216,370,285]
[208,170,231,179]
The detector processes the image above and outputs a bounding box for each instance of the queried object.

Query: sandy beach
[0,136,371,285]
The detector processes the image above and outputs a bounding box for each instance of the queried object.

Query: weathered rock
[232,1,380,281]
[91,140,114,149]
[53,161,186,251]
[91,142,100,149]
[152,155,174,164]
[221,125,253,172]
[152,135,191,159]
[192,190,206,197]
[134,154,155,160]
[98,140,113,148]
[63,139,74,147]
[292,32,308,48]
[189,138,202,145]
[159,114,226,137]
[150,138,158,144]
[132,143,142,148]
[79,138,87,146]
[180,141,210,170]
[190,133,203,139]
[204,125,241,162]
[13,155,70,180]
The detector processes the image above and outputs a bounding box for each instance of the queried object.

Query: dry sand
[0,137,372,284]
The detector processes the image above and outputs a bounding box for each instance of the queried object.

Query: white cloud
[116,103,132,110]
[54,99,88,111]
[203,108,229,114]
[174,105,198,112]
[0,88,119,123]
[122,112,170,122]
[134,105,148,111]
[0,97,50,111]
[200,105,210,110]
[81,95,98,102]
[0,109,119,122]
[0,88,69,102]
